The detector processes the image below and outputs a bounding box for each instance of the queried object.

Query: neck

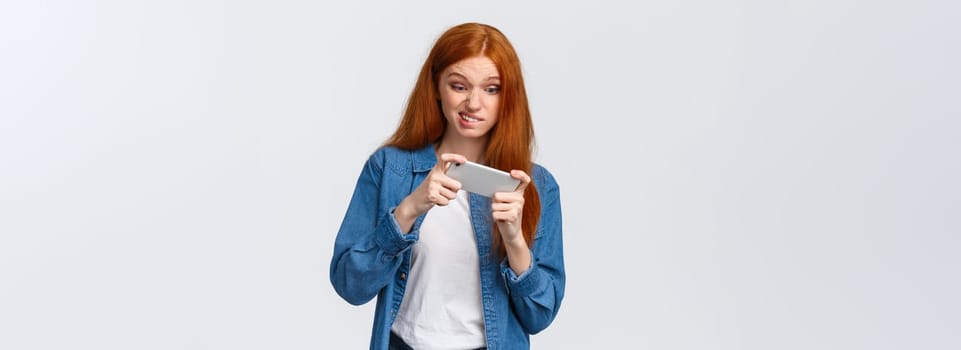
[436,134,488,163]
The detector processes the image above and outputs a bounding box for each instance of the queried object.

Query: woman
[330,23,565,350]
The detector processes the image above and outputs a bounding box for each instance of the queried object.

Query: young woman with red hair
[330,23,565,350]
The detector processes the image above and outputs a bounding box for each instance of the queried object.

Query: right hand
[397,153,466,220]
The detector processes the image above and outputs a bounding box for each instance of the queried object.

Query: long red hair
[385,23,540,255]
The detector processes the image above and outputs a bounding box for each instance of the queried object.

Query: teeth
[460,113,479,122]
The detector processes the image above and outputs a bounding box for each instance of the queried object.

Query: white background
[2,1,959,349]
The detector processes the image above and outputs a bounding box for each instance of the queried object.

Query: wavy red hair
[385,23,540,255]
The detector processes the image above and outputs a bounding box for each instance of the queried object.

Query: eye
[450,83,467,92]
[485,85,501,94]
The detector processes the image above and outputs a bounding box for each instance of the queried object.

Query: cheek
[487,96,500,119]
[439,91,460,111]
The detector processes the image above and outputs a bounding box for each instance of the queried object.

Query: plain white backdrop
[1,1,959,349]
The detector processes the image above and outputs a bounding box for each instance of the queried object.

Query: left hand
[492,170,531,244]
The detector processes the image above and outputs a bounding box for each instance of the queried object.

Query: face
[438,55,501,141]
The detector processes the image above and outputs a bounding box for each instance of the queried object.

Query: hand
[395,153,466,230]
[492,169,531,245]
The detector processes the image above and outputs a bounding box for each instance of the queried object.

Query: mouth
[459,112,482,123]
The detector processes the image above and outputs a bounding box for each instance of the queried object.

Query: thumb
[437,153,467,172]
[510,170,531,193]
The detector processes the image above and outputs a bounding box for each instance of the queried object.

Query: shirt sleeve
[499,167,566,334]
[329,150,424,305]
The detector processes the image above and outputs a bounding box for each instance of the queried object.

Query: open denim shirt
[330,145,565,350]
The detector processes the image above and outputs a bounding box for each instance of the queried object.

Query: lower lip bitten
[459,113,480,123]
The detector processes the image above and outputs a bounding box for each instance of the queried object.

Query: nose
[466,90,481,111]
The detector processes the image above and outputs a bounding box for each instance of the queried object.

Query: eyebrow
[447,72,500,82]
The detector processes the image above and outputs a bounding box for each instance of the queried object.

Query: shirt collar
[411,144,437,173]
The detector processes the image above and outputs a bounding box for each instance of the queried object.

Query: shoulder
[365,146,405,173]
[368,145,434,175]
[369,145,410,161]
[531,163,560,196]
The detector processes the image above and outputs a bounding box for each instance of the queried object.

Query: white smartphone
[445,161,521,198]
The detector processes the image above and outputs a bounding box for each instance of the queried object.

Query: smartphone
[445,160,521,198]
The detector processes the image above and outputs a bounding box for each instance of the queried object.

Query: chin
[457,128,491,139]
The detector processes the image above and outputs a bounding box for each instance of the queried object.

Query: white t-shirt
[391,190,486,349]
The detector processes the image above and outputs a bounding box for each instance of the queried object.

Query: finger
[430,181,459,199]
[438,186,457,201]
[427,192,443,205]
[492,211,519,222]
[437,153,468,172]
[435,174,462,192]
[433,196,451,206]
[492,191,524,204]
[510,170,532,193]
[491,202,512,212]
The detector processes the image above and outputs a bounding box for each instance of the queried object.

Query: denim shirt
[330,145,565,350]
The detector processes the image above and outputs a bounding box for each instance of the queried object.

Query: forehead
[444,56,499,79]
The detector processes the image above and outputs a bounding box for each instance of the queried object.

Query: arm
[393,153,468,232]
[329,152,417,305]
[499,168,565,334]
[329,151,467,305]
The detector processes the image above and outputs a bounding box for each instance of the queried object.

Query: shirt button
[399,272,406,280]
